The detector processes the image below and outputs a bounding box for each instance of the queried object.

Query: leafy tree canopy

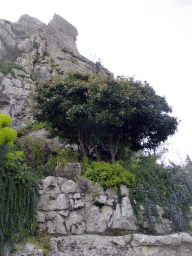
[32,71,179,164]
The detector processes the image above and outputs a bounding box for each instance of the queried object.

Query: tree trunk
[91,138,102,162]
[77,124,87,157]
[109,129,122,164]
[111,152,116,165]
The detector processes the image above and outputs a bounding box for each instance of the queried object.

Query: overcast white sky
[1,0,192,166]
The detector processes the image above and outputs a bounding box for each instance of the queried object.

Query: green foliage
[0,59,24,76]
[14,133,81,178]
[124,155,192,233]
[0,114,12,128]
[0,114,17,167]
[0,154,41,255]
[51,146,80,163]
[0,127,17,144]
[40,147,81,177]
[16,121,48,137]
[15,137,51,177]
[0,115,41,254]
[31,71,179,164]
[6,151,25,162]
[0,143,12,168]
[84,161,135,190]
[22,228,53,256]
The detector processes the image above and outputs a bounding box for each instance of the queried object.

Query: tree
[32,71,179,164]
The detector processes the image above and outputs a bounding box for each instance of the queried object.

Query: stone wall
[8,175,192,256]
[36,176,137,235]
[36,175,172,236]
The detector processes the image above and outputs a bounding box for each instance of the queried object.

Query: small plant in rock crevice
[20,228,53,256]
[0,59,25,76]
[33,39,40,66]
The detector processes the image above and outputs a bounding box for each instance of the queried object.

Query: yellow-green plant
[84,161,135,190]
[0,114,18,166]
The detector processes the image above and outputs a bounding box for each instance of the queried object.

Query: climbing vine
[0,114,41,255]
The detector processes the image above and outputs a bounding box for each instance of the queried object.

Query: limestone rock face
[11,233,192,256]
[0,68,36,129]
[0,14,111,129]
[50,233,192,256]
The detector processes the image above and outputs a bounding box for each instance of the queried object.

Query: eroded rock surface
[50,233,192,256]
[10,233,192,256]
[0,14,111,129]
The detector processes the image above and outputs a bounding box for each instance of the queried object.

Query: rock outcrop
[0,14,111,129]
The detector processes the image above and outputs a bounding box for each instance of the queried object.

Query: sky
[1,0,192,166]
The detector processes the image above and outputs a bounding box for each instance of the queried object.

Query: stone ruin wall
[12,172,192,256]
[36,175,172,236]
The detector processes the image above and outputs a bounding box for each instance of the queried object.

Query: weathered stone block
[85,205,107,233]
[54,214,67,234]
[109,197,137,230]
[36,194,50,210]
[36,211,45,223]
[101,205,113,222]
[49,194,68,210]
[61,180,77,193]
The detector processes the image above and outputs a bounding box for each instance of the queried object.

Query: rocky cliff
[0,14,111,129]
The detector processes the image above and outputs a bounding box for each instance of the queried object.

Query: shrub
[14,137,51,177]
[83,161,135,190]
[16,121,48,137]
[124,155,192,233]
[0,114,17,166]
[40,147,81,177]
